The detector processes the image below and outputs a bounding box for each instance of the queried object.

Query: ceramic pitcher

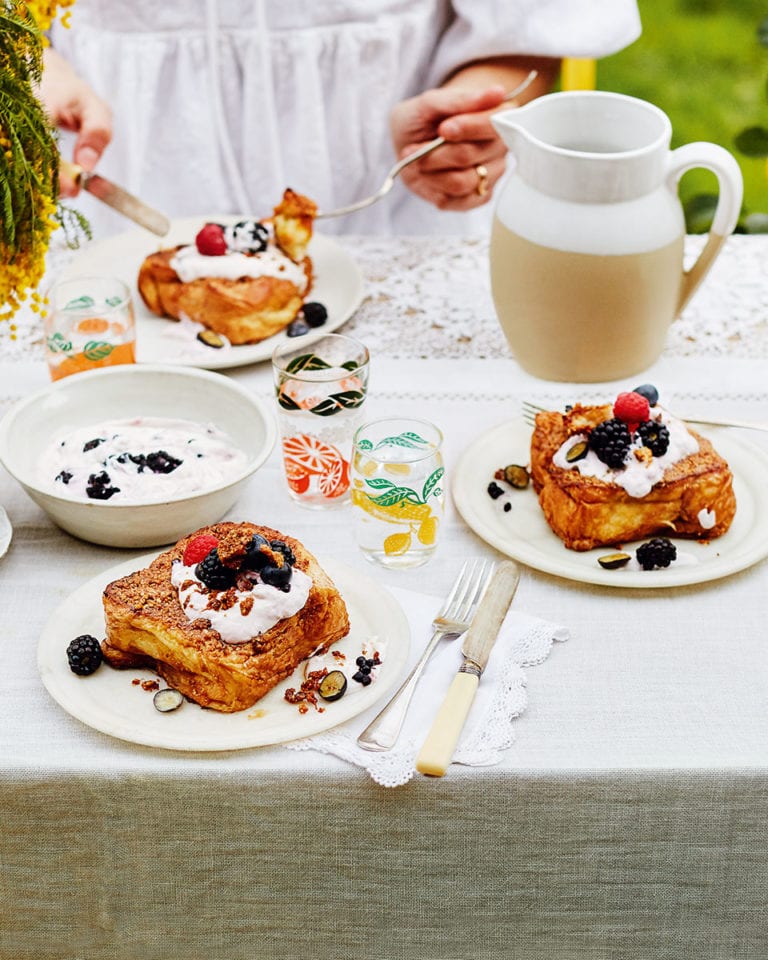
[490,91,743,382]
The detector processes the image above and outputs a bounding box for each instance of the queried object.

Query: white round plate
[59,218,365,370]
[38,556,409,751]
[0,506,12,558]
[452,418,768,588]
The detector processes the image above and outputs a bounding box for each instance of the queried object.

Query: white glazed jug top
[492,91,673,203]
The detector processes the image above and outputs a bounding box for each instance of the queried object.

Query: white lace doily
[286,587,568,788]
[3,233,767,362]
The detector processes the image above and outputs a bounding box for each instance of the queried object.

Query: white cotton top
[50,0,641,238]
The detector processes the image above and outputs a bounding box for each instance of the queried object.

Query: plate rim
[38,554,409,751]
[59,221,365,371]
[452,417,768,589]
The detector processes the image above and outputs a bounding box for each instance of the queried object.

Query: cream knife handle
[415,672,479,777]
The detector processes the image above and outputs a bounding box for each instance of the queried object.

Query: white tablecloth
[1,235,768,960]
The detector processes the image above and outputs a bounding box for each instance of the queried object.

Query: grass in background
[593,0,768,230]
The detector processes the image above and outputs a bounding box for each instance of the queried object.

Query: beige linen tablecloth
[1,236,768,960]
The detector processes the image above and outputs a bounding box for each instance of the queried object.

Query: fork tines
[438,558,494,631]
[521,400,546,426]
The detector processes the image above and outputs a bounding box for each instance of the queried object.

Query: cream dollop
[553,408,699,499]
[697,507,717,530]
[170,244,308,289]
[171,560,312,645]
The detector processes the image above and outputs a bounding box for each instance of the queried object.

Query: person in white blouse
[43,0,641,237]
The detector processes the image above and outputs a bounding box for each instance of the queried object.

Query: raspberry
[636,537,677,571]
[195,223,227,256]
[588,418,632,469]
[183,534,220,567]
[66,635,103,676]
[613,391,650,430]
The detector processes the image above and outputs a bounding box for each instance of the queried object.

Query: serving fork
[316,70,537,221]
[356,558,494,752]
[521,400,768,433]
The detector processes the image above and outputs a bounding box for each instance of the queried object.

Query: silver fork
[356,558,495,752]
[521,399,768,432]
[316,71,537,220]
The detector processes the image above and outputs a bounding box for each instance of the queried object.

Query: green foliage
[597,0,768,232]
[0,3,60,256]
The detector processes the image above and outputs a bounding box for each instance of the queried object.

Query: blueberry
[355,656,366,667]
[633,383,659,406]
[82,438,104,452]
[286,319,310,338]
[260,563,293,591]
[244,534,270,569]
[301,302,328,328]
[487,481,504,500]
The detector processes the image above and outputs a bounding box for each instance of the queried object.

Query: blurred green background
[589,0,768,232]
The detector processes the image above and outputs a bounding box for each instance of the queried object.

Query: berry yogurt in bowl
[42,416,249,504]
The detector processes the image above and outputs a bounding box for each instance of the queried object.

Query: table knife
[416,560,520,777]
[61,161,170,236]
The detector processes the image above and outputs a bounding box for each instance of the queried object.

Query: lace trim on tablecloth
[3,234,767,360]
[287,613,567,789]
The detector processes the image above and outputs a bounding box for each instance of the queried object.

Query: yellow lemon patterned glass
[45,276,136,381]
[351,418,444,569]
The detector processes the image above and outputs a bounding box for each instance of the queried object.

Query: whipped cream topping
[170,244,308,290]
[171,560,311,644]
[697,507,717,530]
[553,407,699,499]
[45,416,248,504]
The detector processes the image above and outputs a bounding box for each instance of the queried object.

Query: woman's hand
[39,49,113,197]
[390,85,509,211]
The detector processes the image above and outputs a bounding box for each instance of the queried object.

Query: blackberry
[195,549,235,590]
[270,539,295,566]
[86,471,120,500]
[635,537,677,571]
[66,634,103,675]
[487,481,504,500]
[588,418,632,468]
[301,302,328,328]
[55,470,73,485]
[146,450,182,474]
[637,420,670,457]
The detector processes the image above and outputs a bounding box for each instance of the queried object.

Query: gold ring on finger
[474,164,489,197]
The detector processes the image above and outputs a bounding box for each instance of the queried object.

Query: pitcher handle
[666,143,743,315]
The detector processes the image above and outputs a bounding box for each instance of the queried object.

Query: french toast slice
[101,522,349,712]
[530,404,736,551]
[137,188,316,345]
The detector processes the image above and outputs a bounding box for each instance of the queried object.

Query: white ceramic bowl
[0,365,276,547]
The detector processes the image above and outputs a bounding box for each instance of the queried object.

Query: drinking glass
[350,417,444,568]
[272,333,370,508]
[45,276,136,381]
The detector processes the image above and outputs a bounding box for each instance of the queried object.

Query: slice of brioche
[101,522,349,712]
[137,188,316,345]
[137,247,311,344]
[530,404,736,551]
